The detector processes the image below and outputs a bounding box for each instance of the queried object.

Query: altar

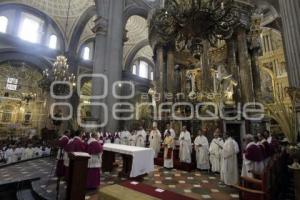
[102,144,155,178]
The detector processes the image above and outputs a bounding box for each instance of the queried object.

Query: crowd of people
[56,123,282,191]
[0,138,52,165]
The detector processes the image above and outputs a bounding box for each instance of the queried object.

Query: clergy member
[258,132,272,165]
[194,129,210,170]
[136,126,147,147]
[56,130,69,177]
[120,129,130,145]
[164,123,176,139]
[179,126,192,163]
[64,130,86,181]
[163,130,174,169]
[253,135,265,174]
[114,132,121,144]
[128,131,137,146]
[86,132,103,189]
[149,124,161,158]
[221,132,239,186]
[241,134,256,178]
[209,130,224,173]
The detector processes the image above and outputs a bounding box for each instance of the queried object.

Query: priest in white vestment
[209,130,224,173]
[163,131,174,169]
[136,126,147,147]
[24,146,34,160]
[221,133,239,186]
[120,129,130,145]
[128,131,137,146]
[179,126,192,163]
[164,123,176,139]
[194,130,210,170]
[149,125,161,158]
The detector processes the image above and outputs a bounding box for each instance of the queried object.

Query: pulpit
[66,152,91,200]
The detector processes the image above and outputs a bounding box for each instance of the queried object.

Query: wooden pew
[233,153,285,200]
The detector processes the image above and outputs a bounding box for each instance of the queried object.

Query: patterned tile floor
[0,157,239,200]
[0,158,55,185]
[100,161,239,200]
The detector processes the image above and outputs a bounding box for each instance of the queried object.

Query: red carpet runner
[121,180,196,200]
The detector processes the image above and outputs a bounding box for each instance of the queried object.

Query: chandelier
[39,55,76,95]
[42,56,76,85]
[149,0,239,58]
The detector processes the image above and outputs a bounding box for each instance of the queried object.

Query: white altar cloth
[103,143,155,177]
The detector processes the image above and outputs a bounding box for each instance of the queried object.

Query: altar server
[120,129,130,145]
[179,126,192,163]
[149,124,161,158]
[221,133,239,186]
[136,126,147,147]
[163,131,174,169]
[194,130,210,170]
[86,132,103,189]
[164,123,176,139]
[64,130,86,181]
[128,131,137,146]
[209,130,224,173]
[56,131,69,177]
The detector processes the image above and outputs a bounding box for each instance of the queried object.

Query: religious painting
[260,70,274,102]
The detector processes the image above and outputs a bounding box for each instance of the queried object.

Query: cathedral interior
[0,0,299,200]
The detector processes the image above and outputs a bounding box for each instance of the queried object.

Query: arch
[0,49,53,72]
[69,6,96,56]
[124,39,150,70]
[0,3,66,50]
[123,5,149,29]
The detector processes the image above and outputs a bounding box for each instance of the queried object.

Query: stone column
[226,38,240,102]
[279,0,300,87]
[279,0,300,135]
[250,48,262,101]
[155,46,164,101]
[92,0,124,132]
[202,41,213,92]
[91,0,109,129]
[237,28,254,103]
[174,65,181,94]
[166,48,175,94]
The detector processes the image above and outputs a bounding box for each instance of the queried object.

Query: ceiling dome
[11,0,94,18]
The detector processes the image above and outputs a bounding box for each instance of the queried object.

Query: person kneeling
[163,131,174,169]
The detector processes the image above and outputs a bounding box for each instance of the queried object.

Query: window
[139,61,149,79]
[49,35,57,49]
[18,14,43,43]
[131,59,153,80]
[132,65,137,75]
[6,77,18,91]
[83,47,90,60]
[0,16,8,33]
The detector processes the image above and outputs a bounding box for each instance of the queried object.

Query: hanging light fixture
[41,0,76,90]
[149,0,239,59]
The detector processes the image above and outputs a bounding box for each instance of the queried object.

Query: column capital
[92,16,108,35]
